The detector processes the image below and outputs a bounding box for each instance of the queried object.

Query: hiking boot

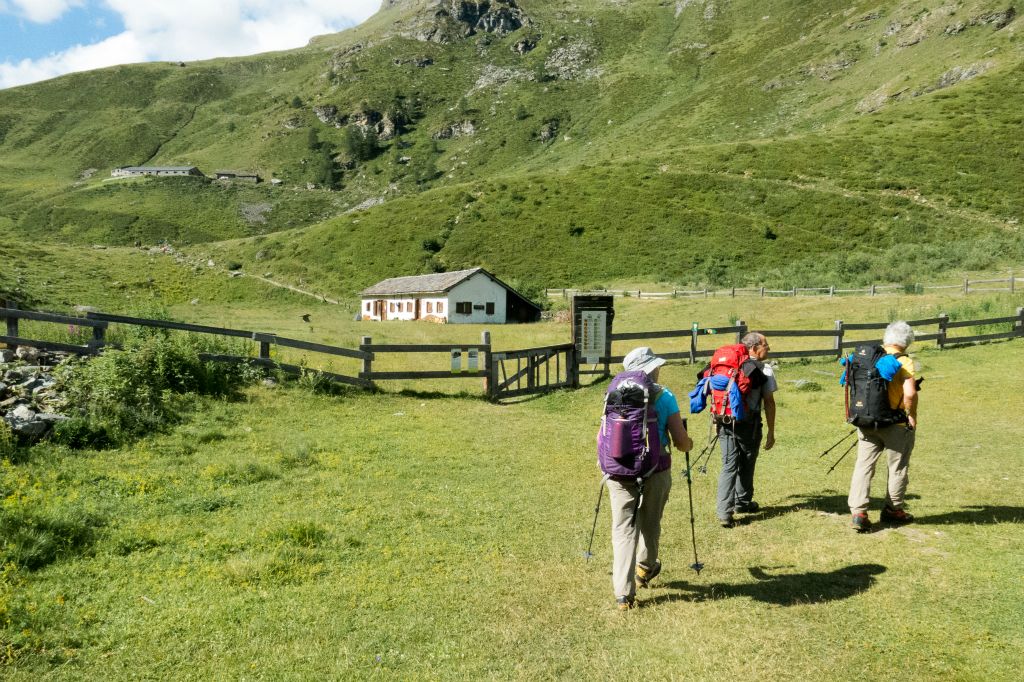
[851,513,871,533]
[734,501,760,514]
[636,560,662,588]
[881,506,914,524]
[720,515,735,528]
[616,596,635,611]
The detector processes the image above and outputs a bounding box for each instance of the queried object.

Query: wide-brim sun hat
[622,346,666,375]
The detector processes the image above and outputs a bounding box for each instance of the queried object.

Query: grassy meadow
[2,292,1023,679]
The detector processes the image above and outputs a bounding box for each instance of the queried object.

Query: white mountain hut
[359,267,541,323]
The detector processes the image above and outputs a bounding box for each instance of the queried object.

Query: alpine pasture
[3,0,1024,677]
[2,292,1022,680]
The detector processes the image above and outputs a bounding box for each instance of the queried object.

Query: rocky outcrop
[433,120,477,139]
[313,104,349,127]
[544,40,601,81]
[1,348,73,442]
[396,0,531,43]
[972,7,1016,30]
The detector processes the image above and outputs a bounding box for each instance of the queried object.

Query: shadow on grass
[761,493,1022,527]
[653,563,887,606]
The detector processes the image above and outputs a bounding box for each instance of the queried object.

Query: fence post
[1015,308,1023,337]
[4,301,18,345]
[829,285,834,297]
[1010,271,1015,294]
[360,336,374,388]
[760,286,765,297]
[964,277,969,295]
[731,287,735,297]
[689,323,698,364]
[938,313,948,350]
[736,320,746,344]
[834,320,844,358]
[870,284,876,296]
[90,323,106,355]
[481,331,493,398]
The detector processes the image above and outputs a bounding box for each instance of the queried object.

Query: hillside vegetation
[1,0,1022,302]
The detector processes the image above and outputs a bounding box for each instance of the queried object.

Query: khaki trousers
[847,424,915,515]
[607,468,672,600]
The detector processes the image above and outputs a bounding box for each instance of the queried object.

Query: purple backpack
[597,370,663,478]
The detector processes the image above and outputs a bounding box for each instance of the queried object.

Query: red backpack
[702,344,752,419]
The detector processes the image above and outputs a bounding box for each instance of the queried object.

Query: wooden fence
[2,302,1023,401]
[601,310,1024,365]
[547,271,1022,300]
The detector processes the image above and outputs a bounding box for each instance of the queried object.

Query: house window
[407,302,413,312]
[486,302,495,315]
[365,302,370,312]
[437,302,444,314]
[456,302,472,315]
[390,302,396,313]
[426,302,433,313]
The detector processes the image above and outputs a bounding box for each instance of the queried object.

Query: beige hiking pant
[607,468,672,600]
[848,424,915,515]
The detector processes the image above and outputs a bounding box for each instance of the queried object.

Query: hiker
[847,321,919,532]
[712,332,777,528]
[601,347,693,610]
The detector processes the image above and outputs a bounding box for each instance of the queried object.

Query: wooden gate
[488,343,577,400]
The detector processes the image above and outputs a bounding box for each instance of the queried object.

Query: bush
[56,329,258,446]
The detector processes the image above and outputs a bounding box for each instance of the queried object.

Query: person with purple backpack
[598,347,693,610]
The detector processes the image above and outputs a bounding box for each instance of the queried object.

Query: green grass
[2,295,1023,678]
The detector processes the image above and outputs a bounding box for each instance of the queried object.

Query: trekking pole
[825,440,858,475]
[818,429,856,459]
[693,433,719,474]
[584,474,611,561]
[683,450,704,575]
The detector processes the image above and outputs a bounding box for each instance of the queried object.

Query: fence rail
[2,302,1023,401]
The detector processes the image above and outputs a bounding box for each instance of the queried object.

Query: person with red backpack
[599,347,693,610]
[846,321,919,532]
[697,332,777,528]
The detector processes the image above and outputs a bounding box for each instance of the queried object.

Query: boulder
[15,346,40,362]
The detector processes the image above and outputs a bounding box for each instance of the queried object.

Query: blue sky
[0,1,381,90]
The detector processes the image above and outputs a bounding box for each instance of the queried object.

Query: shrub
[56,329,258,446]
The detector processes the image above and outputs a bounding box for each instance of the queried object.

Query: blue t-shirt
[653,385,681,470]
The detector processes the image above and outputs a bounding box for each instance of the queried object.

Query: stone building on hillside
[360,267,541,324]
[111,166,204,178]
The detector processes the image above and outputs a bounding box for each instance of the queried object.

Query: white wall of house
[447,274,506,324]
[359,273,506,323]
[359,296,449,322]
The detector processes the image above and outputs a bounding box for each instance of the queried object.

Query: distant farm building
[111,166,204,178]
[360,268,541,324]
[215,170,260,183]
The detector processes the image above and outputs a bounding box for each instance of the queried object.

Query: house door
[373,300,385,320]
[415,298,421,320]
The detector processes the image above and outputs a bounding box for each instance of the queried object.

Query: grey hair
[883,320,915,348]
[741,332,765,350]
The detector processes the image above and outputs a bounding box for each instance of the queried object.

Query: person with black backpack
[598,347,693,610]
[845,321,920,532]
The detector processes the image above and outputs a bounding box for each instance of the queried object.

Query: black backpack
[845,344,908,428]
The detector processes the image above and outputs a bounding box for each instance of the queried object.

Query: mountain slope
[0,0,1021,298]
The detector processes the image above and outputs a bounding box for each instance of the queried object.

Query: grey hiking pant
[607,468,672,600]
[716,420,762,521]
[848,424,915,515]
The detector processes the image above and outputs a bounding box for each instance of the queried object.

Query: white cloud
[0,0,382,89]
[6,0,83,23]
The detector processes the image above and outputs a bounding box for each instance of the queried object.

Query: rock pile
[0,346,73,441]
